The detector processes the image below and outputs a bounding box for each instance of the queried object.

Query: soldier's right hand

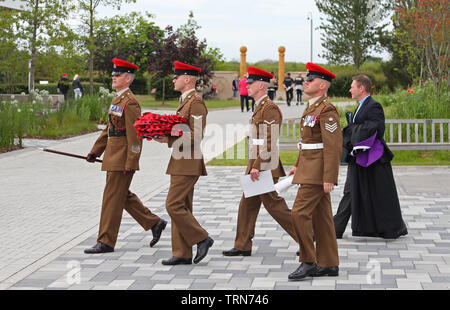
[288,167,297,176]
[86,152,97,163]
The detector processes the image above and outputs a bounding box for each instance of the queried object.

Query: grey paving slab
[1,103,450,290]
[1,165,449,290]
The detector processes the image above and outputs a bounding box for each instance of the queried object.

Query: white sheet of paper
[240,170,275,198]
[274,175,295,195]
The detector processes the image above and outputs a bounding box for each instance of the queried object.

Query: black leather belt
[108,129,126,137]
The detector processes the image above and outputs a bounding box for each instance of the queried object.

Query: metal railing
[278,119,450,151]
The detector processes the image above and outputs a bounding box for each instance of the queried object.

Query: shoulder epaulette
[261,99,282,121]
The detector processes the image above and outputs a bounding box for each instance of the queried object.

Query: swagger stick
[41,148,103,163]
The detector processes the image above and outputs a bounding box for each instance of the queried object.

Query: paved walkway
[1,104,449,290]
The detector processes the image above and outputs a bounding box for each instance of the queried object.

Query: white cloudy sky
[95,0,327,63]
[3,0,390,64]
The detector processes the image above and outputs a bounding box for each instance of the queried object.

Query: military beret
[246,67,274,83]
[305,62,336,82]
[112,58,139,76]
[173,61,201,78]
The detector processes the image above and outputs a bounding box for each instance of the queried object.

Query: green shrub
[149,76,179,100]
[374,81,450,119]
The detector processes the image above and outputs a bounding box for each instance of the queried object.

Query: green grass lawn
[207,138,450,166]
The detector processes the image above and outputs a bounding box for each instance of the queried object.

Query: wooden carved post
[278,46,286,91]
[240,46,247,78]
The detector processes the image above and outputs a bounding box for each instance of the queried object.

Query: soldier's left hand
[250,168,260,182]
[123,168,135,175]
[323,183,334,193]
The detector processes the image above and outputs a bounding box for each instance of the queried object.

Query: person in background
[232,76,239,97]
[57,73,70,101]
[267,72,278,100]
[294,74,304,105]
[238,74,250,112]
[283,73,294,106]
[73,74,84,101]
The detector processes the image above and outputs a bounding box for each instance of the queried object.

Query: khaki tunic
[234,96,298,251]
[91,90,142,171]
[89,89,160,248]
[164,90,209,258]
[292,96,342,185]
[246,96,285,177]
[166,90,207,176]
[291,95,342,267]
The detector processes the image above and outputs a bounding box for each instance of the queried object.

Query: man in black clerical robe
[334,75,408,239]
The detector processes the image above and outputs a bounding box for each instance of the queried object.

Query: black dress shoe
[288,262,318,281]
[222,248,251,257]
[194,236,214,264]
[313,266,339,277]
[161,257,192,265]
[150,219,167,247]
[84,242,114,254]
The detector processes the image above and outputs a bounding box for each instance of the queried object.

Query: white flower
[10,95,15,100]
[20,92,26,96]
[17,108,21,112]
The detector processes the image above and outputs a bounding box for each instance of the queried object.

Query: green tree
[78,0,136,95]
[393,0,449,92]
[93,12,163,83]
[13,0,75,92]
[147,12,219,103]
[0,7,28,92]
[316,0,391,69]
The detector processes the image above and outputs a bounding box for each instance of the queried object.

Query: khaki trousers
[234,178,299,251]
[291,184,339,267]
[166,175,209,258]
[98,171,160,248]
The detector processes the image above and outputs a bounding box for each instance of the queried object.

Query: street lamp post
[307,12,313,62]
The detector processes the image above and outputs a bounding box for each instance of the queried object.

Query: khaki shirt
[246,96,286,178]
[90,89,142,171]
[166,90,208,176]
[292,95,342,185]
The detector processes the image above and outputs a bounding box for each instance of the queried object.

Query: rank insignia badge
[325,122,338,133]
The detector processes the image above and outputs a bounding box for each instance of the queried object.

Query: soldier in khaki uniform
[223,67,299,257]
[84,58,167,254]
[287,62,342,280]
[153,61,213,265]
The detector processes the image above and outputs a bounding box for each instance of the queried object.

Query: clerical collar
[255,95,268,106]
[181,88,196,101]
[116,88,129,98]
